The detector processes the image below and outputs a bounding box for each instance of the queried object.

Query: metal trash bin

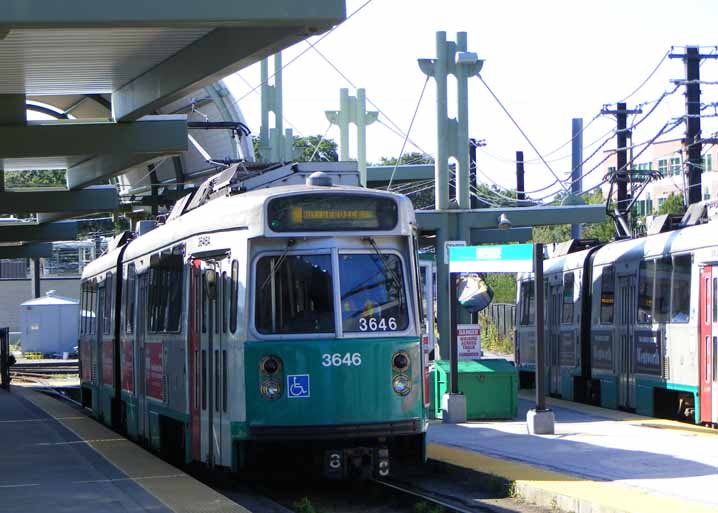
[429,359,517,420]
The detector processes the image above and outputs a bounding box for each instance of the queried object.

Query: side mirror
[205,270,218,300]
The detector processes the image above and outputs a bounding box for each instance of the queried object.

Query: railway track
[11,361,79,378]
[372,478,489,513]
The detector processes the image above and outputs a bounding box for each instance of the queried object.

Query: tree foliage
[532,189,616,244]
[657,193,685,216]
[293,135,339,162]
[5,169,66,189]
[251,135,339,162]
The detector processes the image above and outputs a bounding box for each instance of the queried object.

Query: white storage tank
[20,290,80,355]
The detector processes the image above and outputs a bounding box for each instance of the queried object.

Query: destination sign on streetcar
[267,193,398,232]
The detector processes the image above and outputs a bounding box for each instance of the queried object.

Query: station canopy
[0,0,346,255]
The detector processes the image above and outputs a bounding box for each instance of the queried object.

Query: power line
[229,0,377,107]
[617,49,670,103]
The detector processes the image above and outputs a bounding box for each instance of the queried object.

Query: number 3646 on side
[322,353,362,367]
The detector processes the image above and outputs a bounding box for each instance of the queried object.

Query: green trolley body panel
[244,337,425,432]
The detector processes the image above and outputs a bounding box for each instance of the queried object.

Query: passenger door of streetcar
[547,283,562,396]
[700,266,716,424]
[198,261,225,468]
[616,275,636,410]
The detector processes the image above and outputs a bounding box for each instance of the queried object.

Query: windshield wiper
[260,238,295,290]
[361,237,403,294]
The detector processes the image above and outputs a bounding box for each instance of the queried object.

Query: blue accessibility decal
[287,374,310,398]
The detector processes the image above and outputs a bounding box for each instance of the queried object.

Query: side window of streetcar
[520,281,535,326]
[126,264,136,333]
[80,282,86,335]
[638,260,655,324]
[599,266,615,324]
[714,277,717,324]
[654,257,672,323]
[562,273,574,324]
[103,274,113,335]
[222,271,228,334]
[670,255,691,323]
[231,260,239,334]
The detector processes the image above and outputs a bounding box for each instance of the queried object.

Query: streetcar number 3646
[322,353,362,367]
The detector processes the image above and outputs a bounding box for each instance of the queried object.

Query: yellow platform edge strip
[17,388,249,513]
[428,443,718,513]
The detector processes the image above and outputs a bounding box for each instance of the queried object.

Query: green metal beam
[0,0,345,27]
[0,221,77,242]
[67,153,166,189]
[0,118,187,160]
[0,243,52,259]
[470,227,533,244]
[113,27,321,121]
[0,187,118,214]
[367,164,434,186]
[416,205,606,231]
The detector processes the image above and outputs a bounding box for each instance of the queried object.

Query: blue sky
[224,0,718,199]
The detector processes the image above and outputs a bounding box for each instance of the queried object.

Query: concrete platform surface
[0,387,248,513]
[428,395,718,513]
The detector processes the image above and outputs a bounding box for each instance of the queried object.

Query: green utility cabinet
[429,359,518,420]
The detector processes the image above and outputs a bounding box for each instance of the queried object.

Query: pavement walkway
[428,394,718,513]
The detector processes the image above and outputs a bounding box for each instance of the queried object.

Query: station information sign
[449,243,534,273]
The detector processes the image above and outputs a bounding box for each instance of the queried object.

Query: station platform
[0,386,248,513]
[427,393,718,513]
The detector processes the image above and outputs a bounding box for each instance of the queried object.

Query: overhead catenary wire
[304,39,433,158]
[478,75,569,193]
[387,76,431,190]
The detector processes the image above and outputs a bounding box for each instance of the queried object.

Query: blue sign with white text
[287,374,310,398]
[449,243,534,273]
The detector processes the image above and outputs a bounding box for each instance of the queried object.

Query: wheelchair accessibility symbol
[287,374,310,398]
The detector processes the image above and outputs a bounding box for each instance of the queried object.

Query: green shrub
[479,314,514,355]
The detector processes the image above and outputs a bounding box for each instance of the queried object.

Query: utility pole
[602,103,641,233]
[670,46,718,205]
[469,138,486,209]
[516,151,525,202]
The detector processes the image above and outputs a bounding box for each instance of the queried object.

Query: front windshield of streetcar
[255,254,335,334]
[254,250,410,336]
[339,253,409,333]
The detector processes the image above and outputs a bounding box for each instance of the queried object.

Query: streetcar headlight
[260,355,281,375]
[260,380,282,400]
[392,374,411,396]
[392,351,410,371]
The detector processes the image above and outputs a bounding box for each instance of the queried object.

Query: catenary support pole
[526,242,554,434]
[449,271,459,395]
[534,243,545,411]
[571,118,584,239]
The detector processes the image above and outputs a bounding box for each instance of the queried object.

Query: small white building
[20,291,80,355]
